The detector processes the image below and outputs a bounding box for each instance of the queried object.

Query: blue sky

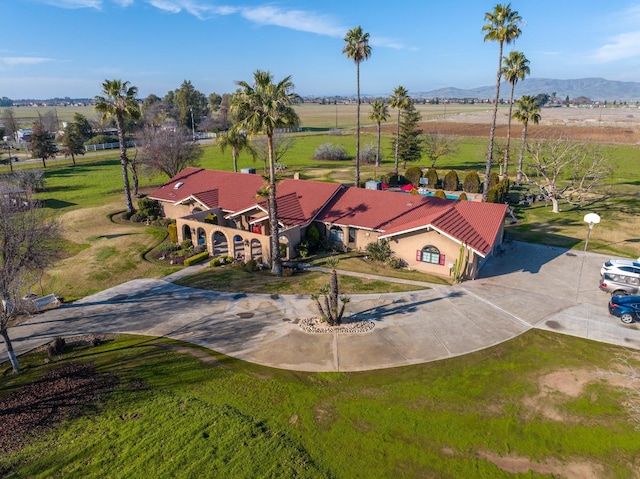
[3,0,640,99]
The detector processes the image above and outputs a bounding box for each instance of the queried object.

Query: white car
[601,259,640,278]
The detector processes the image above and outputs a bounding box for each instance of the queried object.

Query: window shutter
[416,250,421,261]
[439,254,445,265]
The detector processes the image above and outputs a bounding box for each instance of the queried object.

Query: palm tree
[481,3,522,201]
[343,26,371,188]
[217,128,255,173]
[368,100,389,168]
[389,86,410,175]
[95,79,141,215]
[512,95,541,184]
[231,70,300,275]
[501,50,530,177]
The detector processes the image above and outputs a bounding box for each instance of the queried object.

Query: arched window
[420,245,441,264]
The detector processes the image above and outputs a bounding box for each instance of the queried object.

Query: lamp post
[583,213,600,252]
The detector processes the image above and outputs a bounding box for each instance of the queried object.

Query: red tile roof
[319,187,507,257]
[150,169,507,256]
[149,168,342,228]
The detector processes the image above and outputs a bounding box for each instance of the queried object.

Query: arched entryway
[182,224,192,243]
[250,238,262,262]
[233,234,246,260]
[196,227,206,246]
[212,231,228,256]
[279,235,290,260]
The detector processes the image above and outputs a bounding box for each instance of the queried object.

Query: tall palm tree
[368,100,389,168]
[343,26,371,188]
[217,128,254,173]
[231,70,300,275]
[512,95,541,184]
[389,85,410,175]
[95,79,141,214]
[501,50,530,177]
[481,3,522,200]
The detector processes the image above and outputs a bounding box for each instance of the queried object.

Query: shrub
[138,197,161,218]
[306,223,320,251]
[387,256,405,269]
[168,223,178,243]
[181,239,193,249]
[360,143,378,164]
[381,173,403,187]
[457,192,468,201]
[487,178,511,203]
[424,168,439,188]
[85,134,118,145]
[47,337,66,358]
[244,259,258,272]
[156,242,180,254]
[129,212,146,223]
[443,170,459,191]
[184,251,210,266]
[433,189,446,199]
[365,239,392,262]
[194,244,207,254]
[4,169,46,192]
[404,166,422,186]
[463,171,481,193]
[210,257,221,267]
[312,143,349,161]
[488,171,501,190]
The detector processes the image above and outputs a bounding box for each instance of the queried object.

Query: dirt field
[372,106,640,144]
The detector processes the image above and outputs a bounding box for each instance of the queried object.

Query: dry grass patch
[43,202,178,299]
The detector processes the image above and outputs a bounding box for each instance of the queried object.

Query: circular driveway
[7,242,640,371]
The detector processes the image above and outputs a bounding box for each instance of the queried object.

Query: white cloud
[1,57,55,66]
[146,0,237,19]
[240,6,345,37]
[592,31,640,62]
[40,0,102,8]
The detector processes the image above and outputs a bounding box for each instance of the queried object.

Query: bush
[129,212,146,223]
[443,170,459,191]
[181,239,193,249]
[312,143,349,161]
[433,189,447,199]
[210,258,221,267]
[138,197,162,218]
[47,337,66,358]
[488,171,501,190]
[487,178,511,203]
[462,171,481,193]
[381,173,403,187]
[457,192,468,201]
[120,210,136,220]
[387,256,405,269]
[156,242,180,254]
[184,251,210,266]
[404,166,422,186]
[424,168,439,189]
[168,223,178,243]
[365,239,392,262]
[244,259,258,272]
[360,143,378,164]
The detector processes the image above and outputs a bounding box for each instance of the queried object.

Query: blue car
[608,295,640,324]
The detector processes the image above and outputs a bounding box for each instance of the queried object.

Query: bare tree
[423,131,457,168]
[137,127,203,179]
[0,194,63,373]
[251,132,295,175]
[1,109,19,140]
[522,139,612,213]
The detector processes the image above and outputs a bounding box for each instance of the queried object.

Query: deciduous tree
[137,127,203,178]
[0,194,63,373]
[423,131,457,168]
[522,139,611,213]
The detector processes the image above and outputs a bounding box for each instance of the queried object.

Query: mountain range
[417,78,640,102]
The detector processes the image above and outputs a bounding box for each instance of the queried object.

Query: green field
[2,103,640,478]
[1,331,639,478]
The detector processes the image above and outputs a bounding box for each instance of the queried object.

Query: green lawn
[1,331,639,478]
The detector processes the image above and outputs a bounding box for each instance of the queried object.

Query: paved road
[5,241,640,372]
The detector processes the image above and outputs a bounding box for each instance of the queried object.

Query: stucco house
[149,168,508,280]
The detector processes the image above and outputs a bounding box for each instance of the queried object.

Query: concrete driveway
[5,241,640,372]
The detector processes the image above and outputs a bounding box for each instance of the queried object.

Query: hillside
[419,78,640,102]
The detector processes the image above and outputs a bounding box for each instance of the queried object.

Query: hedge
[184,251,211,266]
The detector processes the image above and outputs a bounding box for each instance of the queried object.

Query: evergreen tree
[391,100,423,169]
